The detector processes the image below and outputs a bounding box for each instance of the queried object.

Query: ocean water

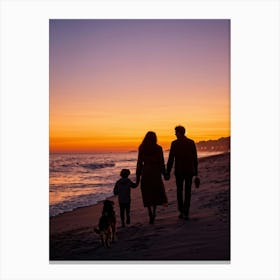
[49,151,219,217]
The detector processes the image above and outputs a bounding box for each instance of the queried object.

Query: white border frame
[1,0,279,279]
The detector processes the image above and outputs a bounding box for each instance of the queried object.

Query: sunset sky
[50,19,230,152]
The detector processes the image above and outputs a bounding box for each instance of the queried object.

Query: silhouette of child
[113,169,137,227]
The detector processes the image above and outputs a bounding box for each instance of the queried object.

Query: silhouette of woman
[136,131,168,224]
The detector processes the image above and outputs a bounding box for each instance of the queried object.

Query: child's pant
[119,202,131,225]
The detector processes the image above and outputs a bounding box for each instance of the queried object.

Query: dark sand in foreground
[50,152,230,261]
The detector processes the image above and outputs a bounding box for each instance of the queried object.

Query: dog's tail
[94,227,101,234]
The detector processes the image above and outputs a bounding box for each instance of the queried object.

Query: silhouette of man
[166,125,198,220]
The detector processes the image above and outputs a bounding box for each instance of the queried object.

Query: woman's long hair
[139,131,158,154]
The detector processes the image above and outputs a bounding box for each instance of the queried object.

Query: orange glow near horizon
[50,20,230,153]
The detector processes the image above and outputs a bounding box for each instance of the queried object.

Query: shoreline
[50,151,229,220]
[50,152,230,260]
[49,194,117,220]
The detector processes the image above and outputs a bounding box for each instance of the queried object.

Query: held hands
[164,172,170,181]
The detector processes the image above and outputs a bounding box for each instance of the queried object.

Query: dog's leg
[105,232,111,248]
[101,234,105,247]
[112,223,116,242]
[94,228,105,247]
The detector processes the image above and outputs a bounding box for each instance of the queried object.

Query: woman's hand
[136,175,140,186]
[164,173,170,181]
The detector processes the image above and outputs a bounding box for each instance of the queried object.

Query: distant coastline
[196,136,230,153]
[164,136,230,153]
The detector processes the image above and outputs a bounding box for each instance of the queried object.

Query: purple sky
[49,19,230,151]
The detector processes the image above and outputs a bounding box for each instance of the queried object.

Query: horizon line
[49,135,230,153]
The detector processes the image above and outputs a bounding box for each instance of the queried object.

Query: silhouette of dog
[94,200,116,248]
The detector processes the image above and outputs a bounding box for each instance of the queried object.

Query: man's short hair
[175,125,186,135]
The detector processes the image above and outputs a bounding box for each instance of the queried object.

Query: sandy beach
[50,152,230,261]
